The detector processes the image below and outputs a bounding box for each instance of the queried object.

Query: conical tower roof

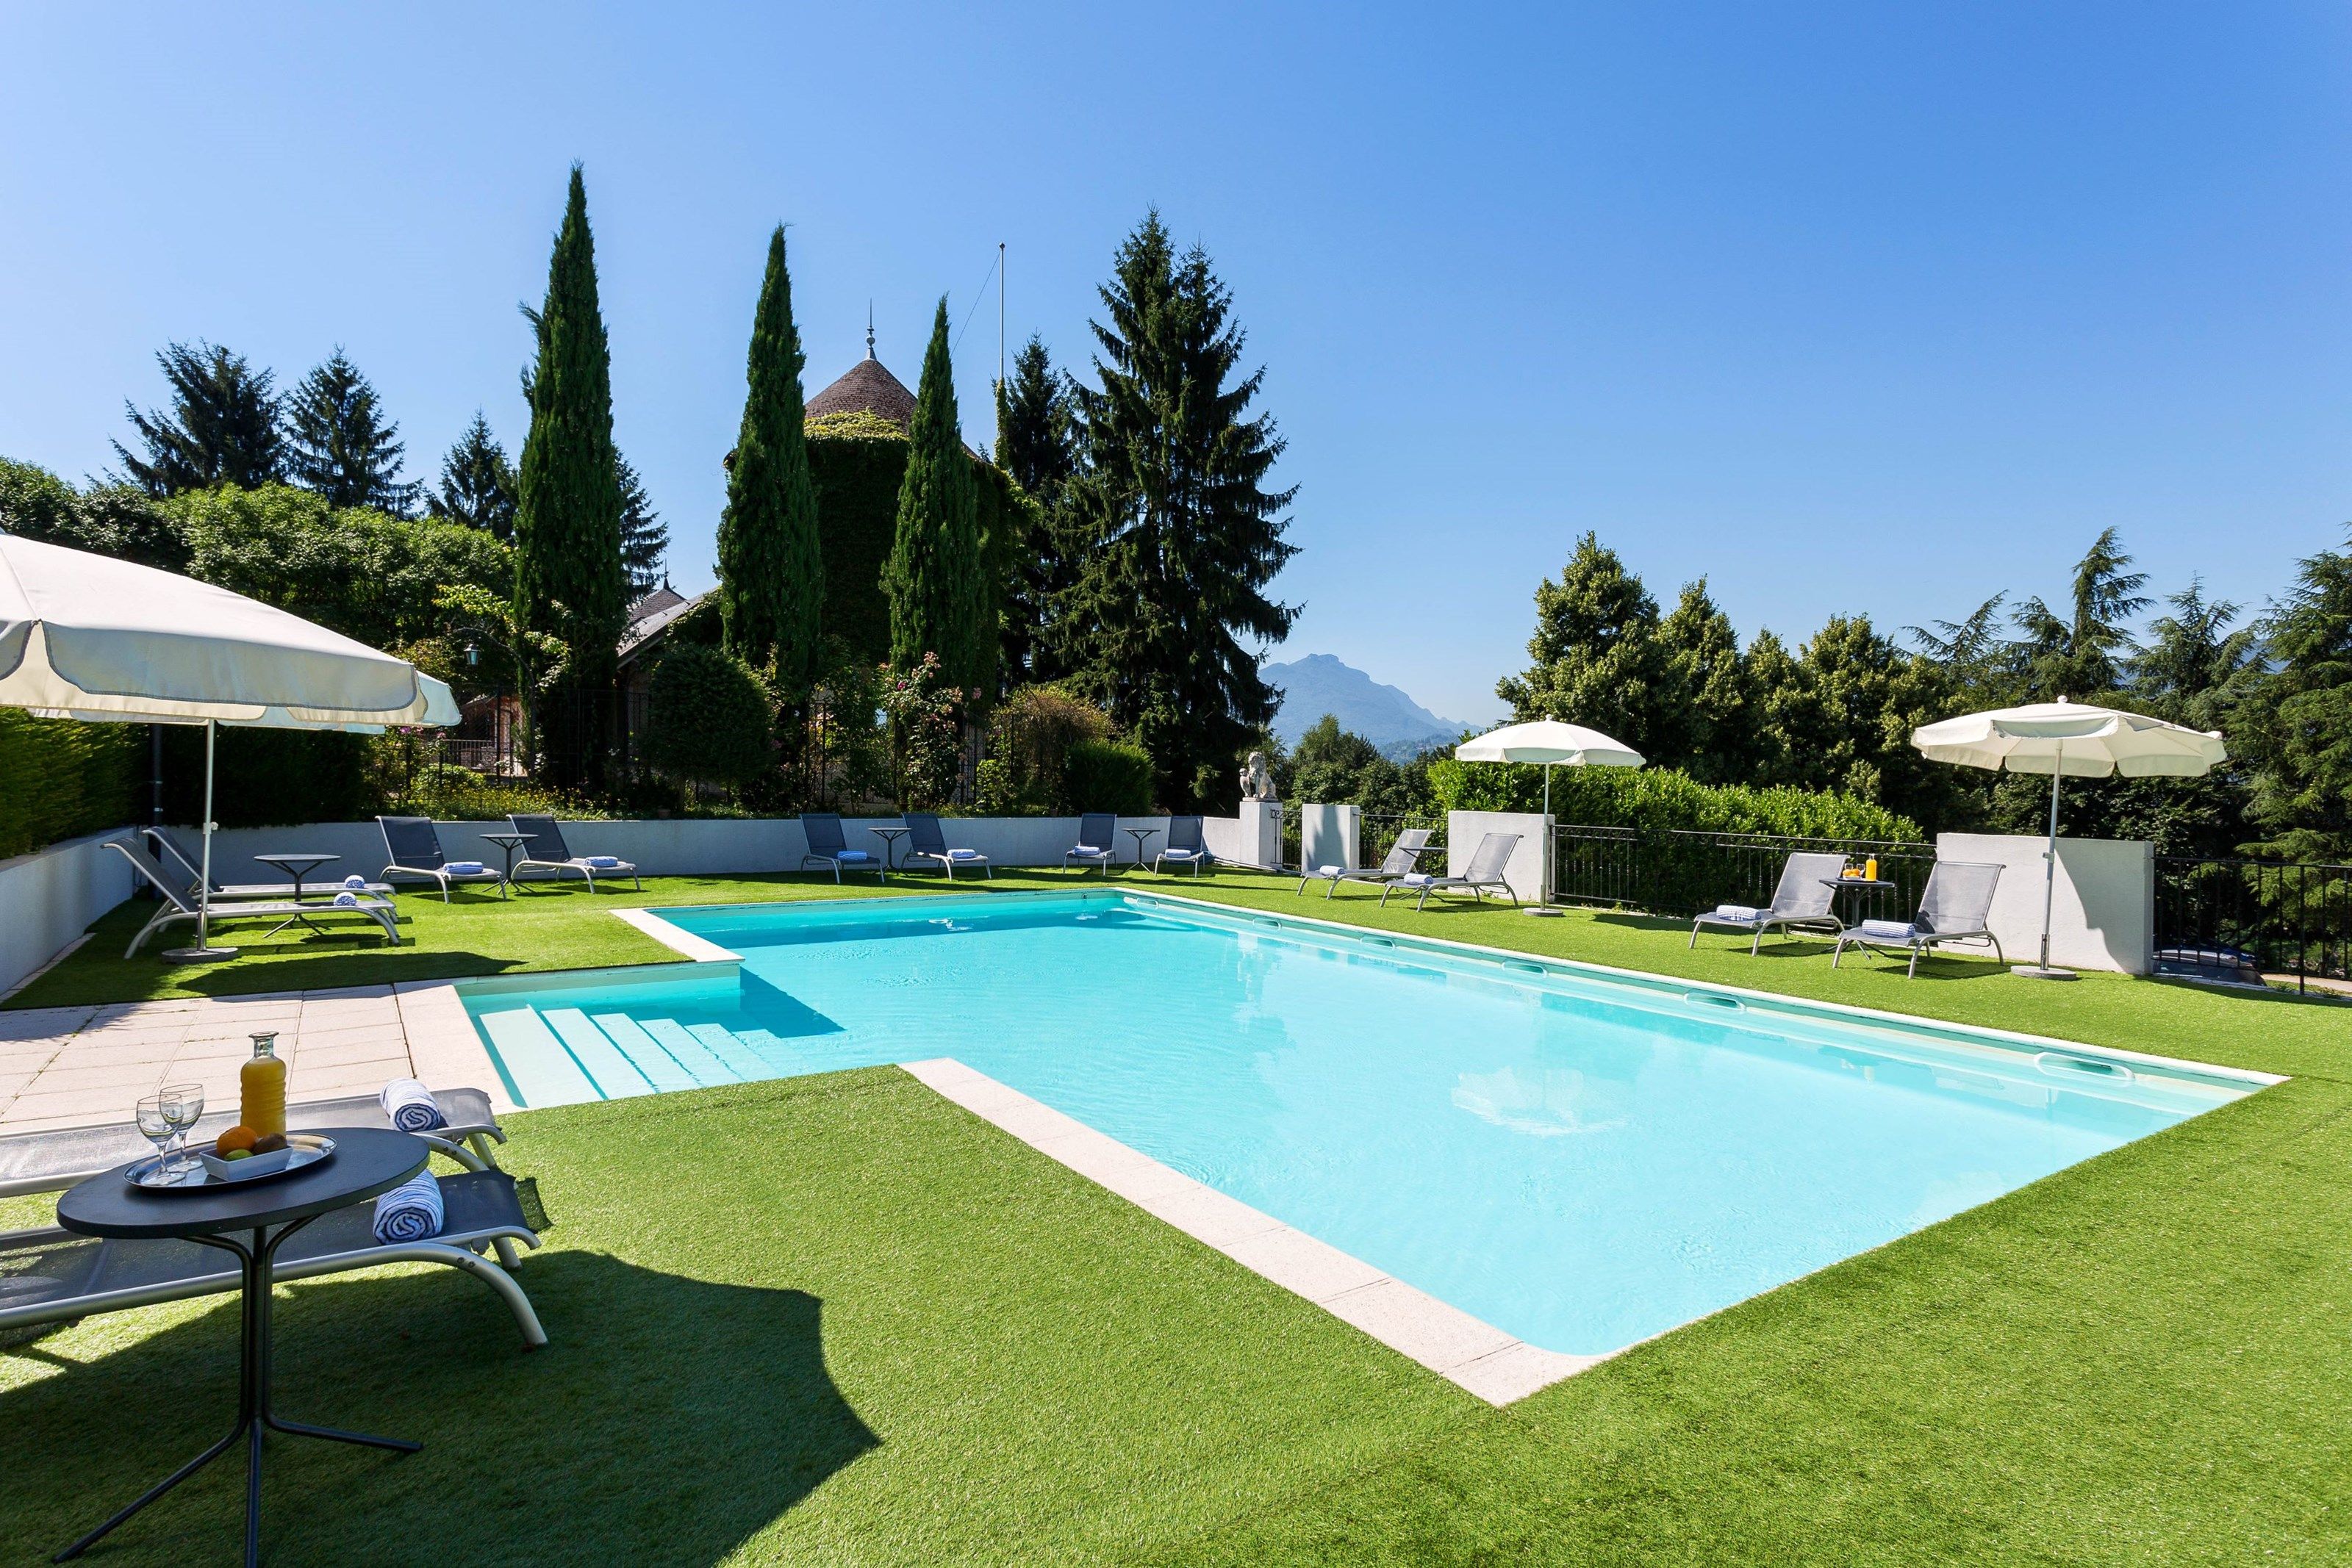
[806,356,917,430]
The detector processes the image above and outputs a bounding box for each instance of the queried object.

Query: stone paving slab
[0,982,503,1135]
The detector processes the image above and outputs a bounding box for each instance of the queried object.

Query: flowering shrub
[882,652,965,809]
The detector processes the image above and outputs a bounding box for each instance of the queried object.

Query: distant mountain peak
[1262,655,1463,754]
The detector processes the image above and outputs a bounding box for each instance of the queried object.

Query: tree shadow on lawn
[0,1248,876,1567]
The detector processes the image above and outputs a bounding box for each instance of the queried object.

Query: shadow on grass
[1,1249,877,1567]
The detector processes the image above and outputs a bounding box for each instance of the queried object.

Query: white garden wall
[0,826,137,996]
[1299,805,1360,874]
[1935,832,2155,975]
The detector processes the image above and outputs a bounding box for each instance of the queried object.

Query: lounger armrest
[0,1223,74,1248]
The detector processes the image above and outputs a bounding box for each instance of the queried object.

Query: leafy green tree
[994,335,1081,682]
[1494,533,1671,755]
[716,226,823,689]
[883,298,989,694]
[285,348,420,513]
[617,456,668,595]
[0,459,179,572]
[112,341,285,496]
[171,483,511,651]
[1653,579,1754,783]
[426,413,518,539]
[2235,533,2352,861]
[514,165,628,785]
[1287,713,1421,816]
[1058,214,1299,808]
[641,644,774,794]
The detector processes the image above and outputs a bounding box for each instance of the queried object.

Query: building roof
[617,588,706,668]
[806,356,918,430]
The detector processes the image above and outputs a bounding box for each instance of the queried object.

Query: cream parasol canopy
[1454,718,1646,915]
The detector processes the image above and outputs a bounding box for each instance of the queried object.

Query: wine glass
[134,1095,177,1186]
[159,1082,206,1176]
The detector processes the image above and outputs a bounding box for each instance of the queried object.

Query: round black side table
[51,1127,430,1567]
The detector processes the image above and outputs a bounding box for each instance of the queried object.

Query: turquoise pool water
[459,891,2259,1355]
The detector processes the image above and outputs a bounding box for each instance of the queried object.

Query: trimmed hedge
[1427,755,1923,841]
[1061,738,1155,816]
[0,712,143,860]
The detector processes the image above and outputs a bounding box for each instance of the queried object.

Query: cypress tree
[427,412,519,539]
[514,165,628,787]
[715,226,823,690]
[1060,213,1299,808]
[883,298,988,694]
[112,341,285,496]
[285,347,420,513]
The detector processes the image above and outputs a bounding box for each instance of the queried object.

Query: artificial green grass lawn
[6,870,2351,1563]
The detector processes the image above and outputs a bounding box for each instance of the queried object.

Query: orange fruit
[216,1125,259,1154]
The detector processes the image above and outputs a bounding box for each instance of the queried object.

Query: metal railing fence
[1548,825,1936,927]
[2155,857,2351,990]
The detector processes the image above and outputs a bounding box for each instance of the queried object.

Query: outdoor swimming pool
[458,890,2264,1356]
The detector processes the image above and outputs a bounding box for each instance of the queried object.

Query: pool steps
[472,1004,803,1108]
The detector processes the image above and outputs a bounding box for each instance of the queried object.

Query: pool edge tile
[395,981,515,1116]
[608,908,740,963]
[897,1056,1593,1407]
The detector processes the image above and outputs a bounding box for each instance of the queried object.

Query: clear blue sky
[5,4,2348,725]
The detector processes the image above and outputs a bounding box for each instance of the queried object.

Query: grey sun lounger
[1689,851,1851,954]
[800,813,885,882]
[106,842,398,957]
[379,816,507,901]
[1299,827,1430,897]
[509,813,641,892]
[1155,816,1213,877]
[0,1160,548,1351]
[1380,832,1521,911]
[140,828,392,902]
[905,813,992,879]
[1832,860,2007,977]
[1066,813,1118,876]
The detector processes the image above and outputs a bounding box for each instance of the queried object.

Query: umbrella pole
[162,719,236,963]
[1526,761,1563,916]
[2015,741,2076,980]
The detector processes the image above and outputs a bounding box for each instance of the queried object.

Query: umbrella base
[1521,906,1565,918]
[2011,964,2079,982]
[162,946,239,963]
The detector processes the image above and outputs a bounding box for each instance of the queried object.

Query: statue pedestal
[1235,799,1285,870]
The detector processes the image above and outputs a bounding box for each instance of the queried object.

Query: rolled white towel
[379,1078,448,1133]
[442,860,487,876]
[1713,904,1763,921]
[836,849,873,861]
[1316,864,1341,877]
[584,855,623,868]
[342,874,368,891]
[333,891,359,907]
[947,848,985,860]
[372,1173,444,1243]
[1857,918,1918,941]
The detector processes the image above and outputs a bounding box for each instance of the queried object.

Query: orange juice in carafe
[240,1032,287,1137]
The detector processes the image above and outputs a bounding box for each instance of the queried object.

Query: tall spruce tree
[1059,214,1299,808]
[1494,533,1671,755]
[994,334,1082,682]
[616,456,668,594]
[882,298,989,693]
[513,165,628,786]
[113,341,285,496]
[284,348,420,512]
[715,226,823,689]
[427,412,519,539]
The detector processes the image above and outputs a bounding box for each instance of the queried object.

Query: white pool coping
[899,1056,1604,1404]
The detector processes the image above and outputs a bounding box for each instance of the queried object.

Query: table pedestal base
[55,1218,419,1567]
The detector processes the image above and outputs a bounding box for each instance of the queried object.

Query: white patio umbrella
[1911,697,2225,980]
[1454,718,1646,916]
[0,533,459,960]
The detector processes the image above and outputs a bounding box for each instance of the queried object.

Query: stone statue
[1239,750,1277,802]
